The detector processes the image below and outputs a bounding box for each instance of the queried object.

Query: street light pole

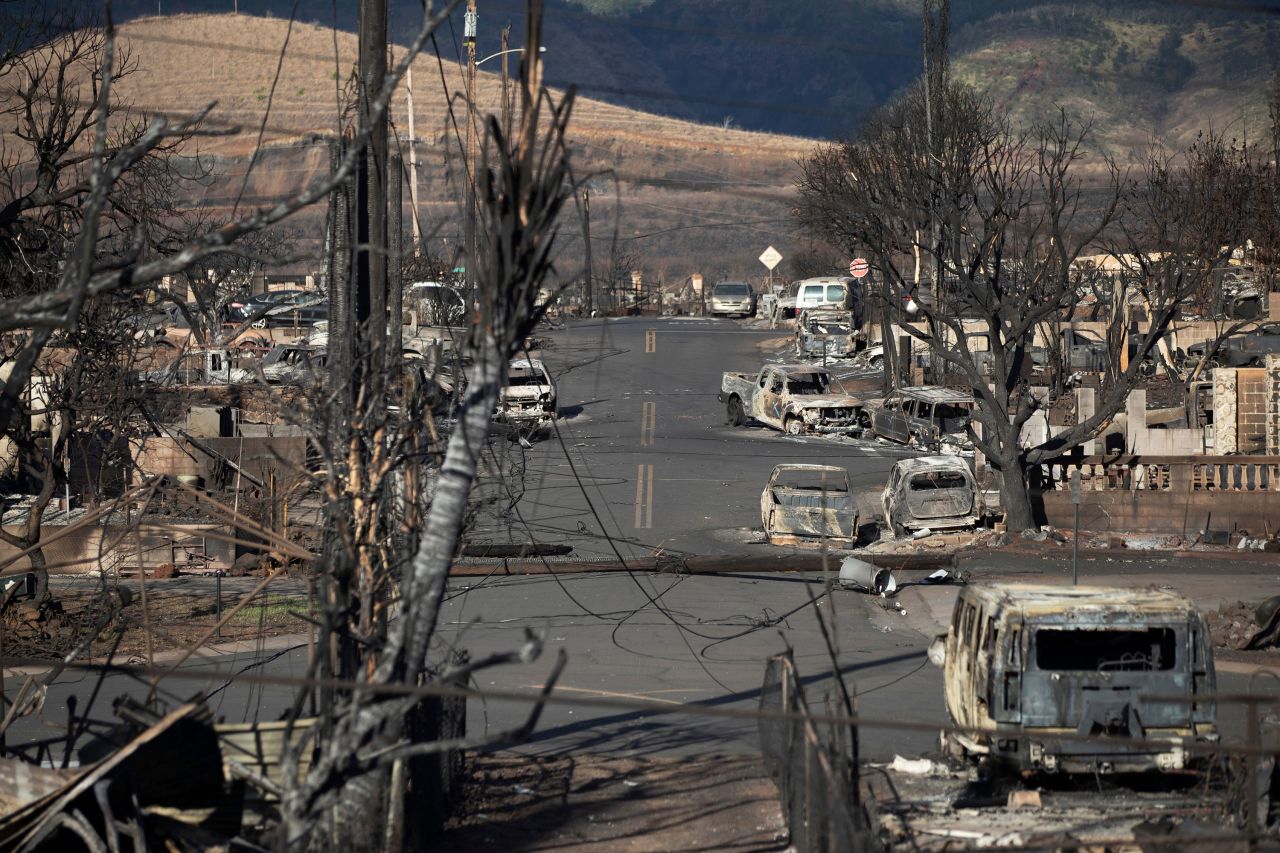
[405,66,420,254]
[464,0,477,299]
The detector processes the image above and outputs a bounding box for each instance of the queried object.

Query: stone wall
[1268,353,1280,455]
[1214,367,1268,454]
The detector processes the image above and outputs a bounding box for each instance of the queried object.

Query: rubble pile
[1207,601,1262,650]
[1207,598,1280,651]
[0,599,66,647]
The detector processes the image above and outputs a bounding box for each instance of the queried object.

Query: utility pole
[464,0,478,300]
[405,66,421,254]
[922,0,949,383]
[358,0,389,406]
[582,187,593,316]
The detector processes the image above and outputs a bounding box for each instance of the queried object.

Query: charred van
[931,583,1218,775]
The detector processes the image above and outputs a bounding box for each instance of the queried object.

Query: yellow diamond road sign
[758,246,782,270]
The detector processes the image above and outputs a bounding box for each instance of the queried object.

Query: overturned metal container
[837,556,897,594]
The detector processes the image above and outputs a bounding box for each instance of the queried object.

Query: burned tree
[272,2,575,846]
[0,7,208,603]
[796,80,1268,529]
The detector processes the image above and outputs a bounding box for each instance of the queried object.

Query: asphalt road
[2,317,1269,769]
[475,316,912,561]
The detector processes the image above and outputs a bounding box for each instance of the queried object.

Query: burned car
[882,456,980,537]
[494,358,557,432]
[720,364,864,435]
[1186,325,1280,368]
[866,386,974,451]
[932,583,1217,775]
[259,344,326,385]
[794,309,858,360]
[761,464,857,548]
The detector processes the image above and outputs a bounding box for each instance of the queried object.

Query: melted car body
[495,358,557,429]
[795,309,858,359]
[882,455,980,536]
[935,583,1218,775]
[761,464,857,548]
[720,365,863,435]
[867,386,974,452]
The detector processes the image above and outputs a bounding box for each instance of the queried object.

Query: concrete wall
[0,521,233,574]
[1042,490,1280,536]
[133,435,308,489]
[1124,389,1211,455]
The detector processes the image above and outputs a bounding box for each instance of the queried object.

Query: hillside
[20,4,1280,285]
[108,0,1280,146]
[104,13,815,283]
[952,6,1280,161]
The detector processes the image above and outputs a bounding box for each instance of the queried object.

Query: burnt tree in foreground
[280,2,574,847]
[796,80,1271,529]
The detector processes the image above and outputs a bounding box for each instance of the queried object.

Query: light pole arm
[477,45,546,66]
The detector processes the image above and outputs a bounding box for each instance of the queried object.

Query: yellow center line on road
[644,329,656,353]
[517,684,689,704]
[640,401,656,446]
[634,463,654,529]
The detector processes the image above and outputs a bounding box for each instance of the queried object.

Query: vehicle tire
[784,417,803,436]
[868,354,884,370]
[726,396,746,427]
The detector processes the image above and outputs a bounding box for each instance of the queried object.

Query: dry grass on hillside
[85,14,807,275]
[954,17,1277,163]
[111,13,813,165]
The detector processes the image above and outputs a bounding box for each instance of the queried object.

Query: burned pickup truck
[932,583,1218,775]
[794,309,859,360]
[761,464,857,548]
[719,364,863,436]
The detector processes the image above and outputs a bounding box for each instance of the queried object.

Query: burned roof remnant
[935,583,1217,776]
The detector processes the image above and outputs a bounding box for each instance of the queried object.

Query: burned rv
[932,583,1218,775]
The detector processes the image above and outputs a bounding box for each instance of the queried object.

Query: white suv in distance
[709,281,756,317]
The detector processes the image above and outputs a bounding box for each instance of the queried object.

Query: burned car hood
[795,394,861,408]
[501,384,553,401]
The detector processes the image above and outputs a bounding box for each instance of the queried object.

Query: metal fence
[759,651,877,853]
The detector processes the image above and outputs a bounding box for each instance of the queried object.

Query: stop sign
[849,258,870,278]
